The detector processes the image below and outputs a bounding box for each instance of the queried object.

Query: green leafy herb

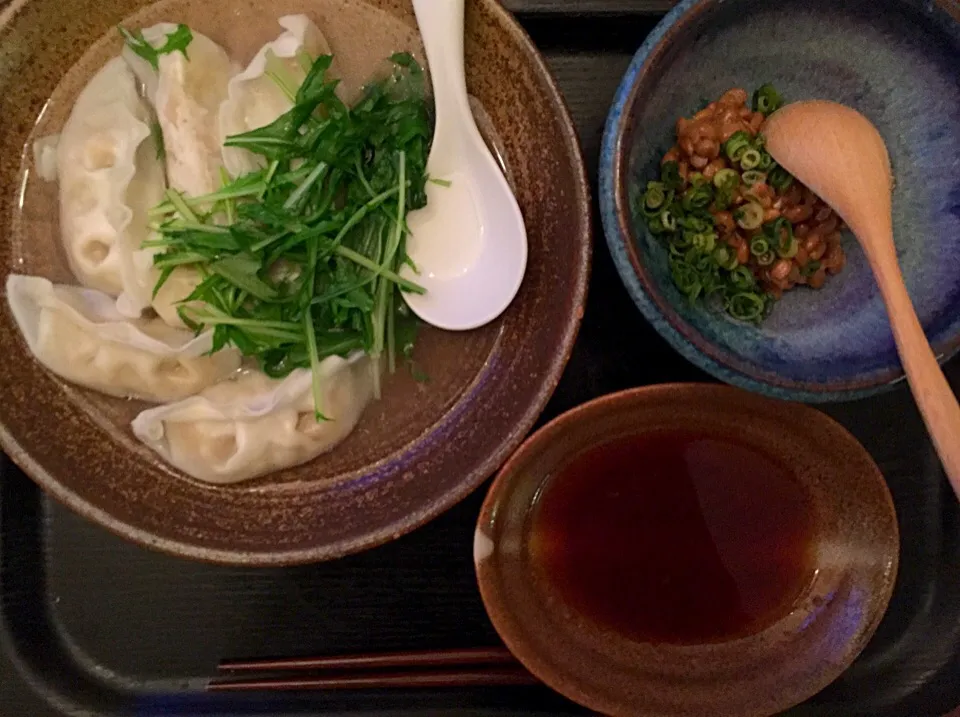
[149,52,432,405]
[119,23,193,71]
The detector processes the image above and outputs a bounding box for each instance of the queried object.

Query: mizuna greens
[119,23,194,70]
[145,51,432,414]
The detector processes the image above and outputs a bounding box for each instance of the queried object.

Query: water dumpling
[5,275,241,402]
[124,24,235,197]
[56,56,166,311]
[131,354,374,484]
[219,14,332,178]
[122,24,236,326]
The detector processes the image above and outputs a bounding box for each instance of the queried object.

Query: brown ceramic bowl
[476,384,899,717]
[0,0,590,564]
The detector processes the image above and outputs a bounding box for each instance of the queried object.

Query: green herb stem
[333,245,424,294]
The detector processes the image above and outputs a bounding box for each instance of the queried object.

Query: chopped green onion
[768,166,794,192]
[682,183,714,211]
[640,185,673,218]
[712,192,733,212]
[724,131,752,162]
[660,209,677,232]
[713,245,739,270]
[730,265,756,290]
[734,202,764,230]
[670,256,703,301]
[679,215,711,232]
[750,236,770,257]
[756,250,776,266]
[643,181,668,211]
[640,84,840,325]
[661,161,683,190]
[690,231,716,253]
[712,168,739,190]
[753,83,784,116]
[767,217,797,258]
[740,148,762,170]
[777,238,799,259]
[726,292,767,321]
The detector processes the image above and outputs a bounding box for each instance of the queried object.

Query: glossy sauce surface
[531,430,817,644]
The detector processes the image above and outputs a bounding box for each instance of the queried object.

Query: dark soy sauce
[530,430,817,644]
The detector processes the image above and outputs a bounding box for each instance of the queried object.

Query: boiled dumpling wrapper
[5,274,240,402]
[56,56,166,313]
[219,15,333,178]
[131,355,374,483]
[122,25,236,327]
[124,24,235,197]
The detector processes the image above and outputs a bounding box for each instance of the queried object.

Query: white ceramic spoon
[401,0,528,331]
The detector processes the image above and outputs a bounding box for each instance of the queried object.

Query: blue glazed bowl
[599,0,960,402]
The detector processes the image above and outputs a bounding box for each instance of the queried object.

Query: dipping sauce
[530,430,817,644]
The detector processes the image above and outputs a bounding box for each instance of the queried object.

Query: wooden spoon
[764,100,960,496]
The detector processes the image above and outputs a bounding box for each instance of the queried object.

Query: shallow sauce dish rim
[476,383,900,717]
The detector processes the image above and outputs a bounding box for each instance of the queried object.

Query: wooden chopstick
[208,667,539,691]
[218,646,519,673]
[209,647,539,692]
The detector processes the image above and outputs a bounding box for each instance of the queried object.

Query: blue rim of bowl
[598,0,960,403]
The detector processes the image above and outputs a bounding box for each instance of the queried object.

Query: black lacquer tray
[3,2,960,715]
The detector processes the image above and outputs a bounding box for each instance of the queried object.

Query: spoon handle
[411,0,473,158]
[868,242,960,495]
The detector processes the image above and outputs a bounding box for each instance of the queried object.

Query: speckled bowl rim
[475,383,900,716]
[0,0,592,566]
[598,0,960,404]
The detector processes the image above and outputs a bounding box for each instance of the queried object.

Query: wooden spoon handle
[870,248,960,496]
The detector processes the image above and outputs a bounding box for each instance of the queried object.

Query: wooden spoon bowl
[764,100,960,498]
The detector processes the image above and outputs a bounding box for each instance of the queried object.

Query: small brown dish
[475,384,899,717]
[0,0,590,564]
